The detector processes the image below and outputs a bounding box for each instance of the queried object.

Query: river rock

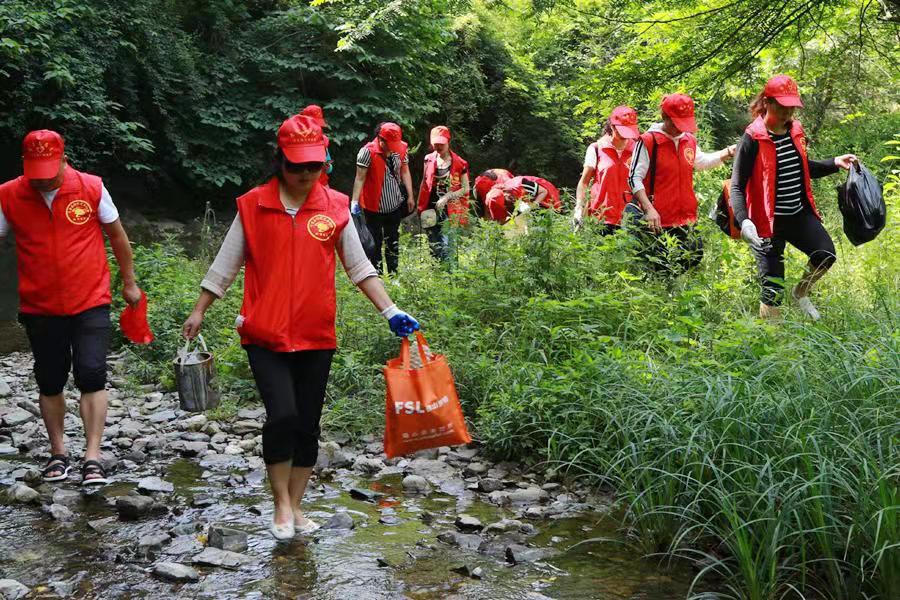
[199,454,246,471]
[505,544,554,565]
[170,440,209,456]
[0,579,29,600]
[147,410,177,424]
[138,476,174,494]
[508,487,549,505]
[209,524,248,553]
[181,414,208,431]
[437,530,483,551]
[401,475,431,493]
[455,514,484,532]
[139,532,171,552]
[6,483,39,504]
[236,407,265,420]
[353,456,385,474]
[463,462,488,477]
[231,420,262,435]
[192,547,254,569]
[88,516,118,533]
[0,443,18,455]
[153,562,200,583]
[117,494,154,519]
[451,564,484,579]
[165,535,204,555]
[349,488,383,503]
[407,458,456,482]
[315,442,352,470]
[2,408,35,427]
[45,503,75,522]
[477,478,504,493]
[0,380,11,397]
[322,512,354,530]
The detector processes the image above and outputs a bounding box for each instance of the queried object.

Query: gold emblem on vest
[65,199,93,225]
[307,214,336,241]
[683,146,695,166]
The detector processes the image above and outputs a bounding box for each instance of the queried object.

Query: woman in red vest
[0,130,142,486]
[350,122,414,275]
[730,75,856,320]
[573,106,640,233]
[503,176,562,211]
[417,125,470,261]
[182,115,418,540]
[473,168,513,217]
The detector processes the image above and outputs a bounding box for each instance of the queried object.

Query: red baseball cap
[378,122,404,154]
[278,115,326,163]
[609,105,640,139]
[661,94,697,133]
[301,104,327,128]
[764,75,803,108]
[430,125,451,146]
[22,129,65,180]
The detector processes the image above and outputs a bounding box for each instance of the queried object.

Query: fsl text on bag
[394,396,450,415]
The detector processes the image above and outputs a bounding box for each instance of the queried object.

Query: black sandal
[81,459,109,486]
[42,454,72,482]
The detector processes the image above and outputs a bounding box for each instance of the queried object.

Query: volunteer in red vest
[182,115,418,540]
[350,122,414,275]
[503,176,562,211]
[627,93,736,272]
[573,105,639,233]
[0,130,142,486]
[300,104,333,187]
[730,75,856,320]
[473,168,513,217]
[417,125,470,261]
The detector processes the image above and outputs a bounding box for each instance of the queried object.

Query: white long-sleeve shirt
[628,123,725,194]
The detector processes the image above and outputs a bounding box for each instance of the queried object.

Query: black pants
[753,209,836,306]
[425,221,449,261]
[364,207,403,275]
[18,305,110,396]
[633,225,704,275]
[244,345,334,466]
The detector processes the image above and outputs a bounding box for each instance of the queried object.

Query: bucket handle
[179,333,209,365]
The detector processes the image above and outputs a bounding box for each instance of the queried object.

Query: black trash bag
[352,211,377,263]
[837,162,885,246]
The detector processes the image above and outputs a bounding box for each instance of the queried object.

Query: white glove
[516,201,531,214]
[740,219,763,250]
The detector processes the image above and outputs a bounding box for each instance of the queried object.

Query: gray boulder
[0,579,29,600]
[153,562,200,583]
[208,524,248,553]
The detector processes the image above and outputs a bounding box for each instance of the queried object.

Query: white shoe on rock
[270,519,295,540]
[294,516,320,535]
[793,293,821,321]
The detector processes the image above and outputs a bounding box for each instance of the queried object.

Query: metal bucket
[174,334,220,412]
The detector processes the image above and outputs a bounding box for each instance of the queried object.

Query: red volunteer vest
[360,139,408,212]
[0,167,111,316]
[588,138,634,225]
[236,179,350,352]
[417,151,470,224]
[505,176,562,210]
[743,117,819,238]
[641,131,698,228]
[474,169,512,203]
[484,188,509,223]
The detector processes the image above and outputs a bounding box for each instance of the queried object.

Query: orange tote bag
[383,332,471,458]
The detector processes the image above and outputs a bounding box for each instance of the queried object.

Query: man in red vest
[627,94,735,272]
[0,130,142,486]
[350,122,414,275]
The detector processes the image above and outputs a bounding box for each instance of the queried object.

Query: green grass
[111,148,899,598]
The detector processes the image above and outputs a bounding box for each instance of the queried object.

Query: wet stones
[192,547,255,569]
[1,407,34,427]
[322,512,354,530]
[5,483,39,504]
[505,544,555,565]
[451,564,484,579]
[477,478,504,493]
[230,420,262,435]
[180,414,208,431]
[349,488,382,503]
[454,514,484,532]
[44,503,75,523]
[0,380,11,397]
[463,462,488,477]
[315,441,352,470]
[437,530,484,551]
[208,524,248,553]
[146,410,177,424]
[401,475,431,494]
[88,516,118,533]
[137,476,175,494]
[352,455,385,475]
[0,579,29,600]
[116,494,154,519]
[0,443,17,455]
[152,562,200,583]
[138,532,171,556]
[170,440,209,456]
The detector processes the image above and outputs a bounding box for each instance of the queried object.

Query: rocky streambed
[0,351,694,599]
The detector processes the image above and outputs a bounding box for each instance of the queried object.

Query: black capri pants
[364,207,403,275]
[244,345,334,466]
[753,208,836,306]
[18,304,110,396]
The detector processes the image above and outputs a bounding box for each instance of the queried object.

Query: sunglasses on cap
[283,160,324,174]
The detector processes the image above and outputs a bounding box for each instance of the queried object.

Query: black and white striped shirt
[771,132,804,216]
[357,147,408,214]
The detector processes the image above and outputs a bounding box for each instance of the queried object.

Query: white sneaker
[270,519,295,540]
[294,516,320,535]
[793,293,821,321]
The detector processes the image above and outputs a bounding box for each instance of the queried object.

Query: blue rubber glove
[382,305,420,337]
[351,202,362,215]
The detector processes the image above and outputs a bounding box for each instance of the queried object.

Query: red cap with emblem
[661,94,698,133]
[609,105,640,139]
[301,104,327,128]
[22,129,65,180]
[763,75,803,108]
[430,125,451,146]
[278,115,326,163]
[378,122,404,154]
